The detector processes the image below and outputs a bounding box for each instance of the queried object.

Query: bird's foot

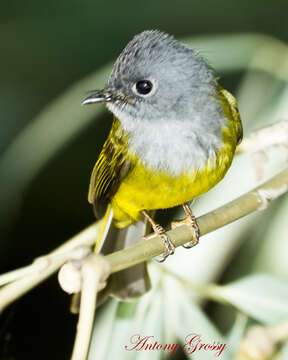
[171,203,200,248]
[142,211,175,262]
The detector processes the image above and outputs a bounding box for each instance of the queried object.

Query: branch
[236,120,288,181]
[0,222,101,310]
[71,254,110,360]
[104,167,288,274]
[0,121,286,326]
[0,165,287,312]
[236,120,288,155]
[235,319,288,360]
[0,121,287,360]
[70,167,288,360]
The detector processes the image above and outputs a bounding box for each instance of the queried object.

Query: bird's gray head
[82,30,218,130]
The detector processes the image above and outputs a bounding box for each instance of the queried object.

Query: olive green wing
[88,119,131,219]
[219,87,243,145]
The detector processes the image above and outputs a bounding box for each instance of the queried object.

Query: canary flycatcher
[82,30,242,299]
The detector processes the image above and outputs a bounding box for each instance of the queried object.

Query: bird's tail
[95,205,151,301]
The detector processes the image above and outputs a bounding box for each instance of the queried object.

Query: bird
[82,30,242,299]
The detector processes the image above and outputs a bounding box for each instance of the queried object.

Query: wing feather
[88,118,131,219]
[219,87,243,145]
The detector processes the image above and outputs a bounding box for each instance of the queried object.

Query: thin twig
[235,319,288,360]
[236,120,288,180]
[157,264,229,305]
[104,167,288,274]
[0,223,100,311]
[51,222,101,255]
[71,254,110,360]
[236,120,288,154]
[0,122,288,314]
[0,222,100,288]
[0,167,287,313]
[0,264,38,287]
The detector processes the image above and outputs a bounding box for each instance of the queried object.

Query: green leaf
[107,301,140,360]
[134,290,164,360]
[0,61,111,205]
[274,341,288,360]
[218,274,288,323]
[225,312,248,359]
[2,33,287,207]
[88,298,119,360]
[173,280,229,360]
[89,285,165,360]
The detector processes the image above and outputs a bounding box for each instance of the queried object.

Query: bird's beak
[81,89,114,105]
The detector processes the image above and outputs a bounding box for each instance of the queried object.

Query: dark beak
[81,89,114,105]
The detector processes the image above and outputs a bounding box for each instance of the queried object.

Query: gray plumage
[105,30,228,175]
[82,30,234,300]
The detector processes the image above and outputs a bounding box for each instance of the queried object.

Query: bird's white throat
[107,102,225,176]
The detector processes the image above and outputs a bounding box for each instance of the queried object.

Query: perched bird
[82,30,242,299]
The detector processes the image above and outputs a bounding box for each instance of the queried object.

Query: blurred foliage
[1,1,288,359]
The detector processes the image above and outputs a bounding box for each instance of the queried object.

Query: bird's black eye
[135,80,153,95]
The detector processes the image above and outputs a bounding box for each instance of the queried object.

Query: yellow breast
[112,128,236,228]
[89,85,242,229]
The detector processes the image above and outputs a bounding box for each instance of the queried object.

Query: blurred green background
[1,1,288,359]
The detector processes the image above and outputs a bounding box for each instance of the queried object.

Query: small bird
[82,30,242,299]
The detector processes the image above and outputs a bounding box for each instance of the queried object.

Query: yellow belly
[111,134,236,228]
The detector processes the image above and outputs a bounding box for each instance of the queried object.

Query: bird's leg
[141,210,175,262]
[171,203,200,248]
